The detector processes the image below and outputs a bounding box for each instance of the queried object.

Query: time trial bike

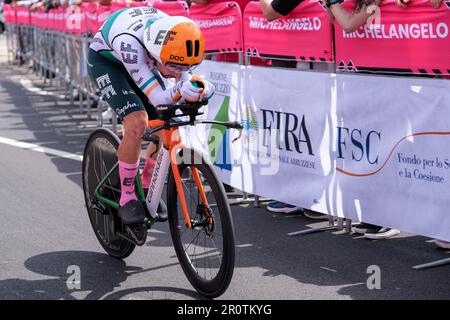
[82,99,242,298]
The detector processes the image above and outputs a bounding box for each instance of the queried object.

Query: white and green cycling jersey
[89,6,189,107]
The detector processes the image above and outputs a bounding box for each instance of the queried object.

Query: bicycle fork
[144,144,209,230]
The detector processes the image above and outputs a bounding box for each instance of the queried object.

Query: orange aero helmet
[143,16,205,72]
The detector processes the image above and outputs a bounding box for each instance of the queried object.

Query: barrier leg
[6,25,11,65]
[412,257,450,270]
[288,216,357,237]
[288,215,337,237]
[345,218,353,233]
[336,217,344,230]
[79,87,84,113]
[253,195,259,208]
[97,100,104,127]
[228,191,271,207]
[112,111,117,132]
[86,89,92,120]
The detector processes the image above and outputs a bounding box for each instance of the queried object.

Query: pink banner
[65,6,86,34]
[48,9,56,30]
[84,2,99,34]
[334,0,450,75]
[96,5,112,32]
[55,8,64,31]
[16,7,30,25]
[4,5,16,24]
[38,8,48,29]
[110,2,127,12]
[129,1,150,7]
[243,0,333,62]
[189,2,243,53]
[152,0,189,16]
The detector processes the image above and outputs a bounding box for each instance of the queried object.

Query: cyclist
[87,6,215,226]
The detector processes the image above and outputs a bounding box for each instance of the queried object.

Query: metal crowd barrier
[5,24,116,130]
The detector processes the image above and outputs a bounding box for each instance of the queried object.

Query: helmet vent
[186,40,193,57]
[194,40,200,57]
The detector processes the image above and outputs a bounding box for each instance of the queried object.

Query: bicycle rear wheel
[82,128,135,259]
[167,148,235,298]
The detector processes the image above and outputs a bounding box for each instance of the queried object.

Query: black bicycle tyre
[82,128,135,259]
[167,148,235,298]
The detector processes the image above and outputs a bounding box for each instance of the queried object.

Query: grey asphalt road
[0,35,449,300]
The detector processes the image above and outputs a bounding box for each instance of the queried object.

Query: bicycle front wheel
[167,148,235,298]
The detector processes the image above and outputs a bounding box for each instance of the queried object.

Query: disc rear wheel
[82,128,135,259]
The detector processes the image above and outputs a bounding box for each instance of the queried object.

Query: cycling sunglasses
[165,62,198,73]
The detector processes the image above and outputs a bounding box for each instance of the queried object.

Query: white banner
[335,74,450,241]
[186,60,450,241]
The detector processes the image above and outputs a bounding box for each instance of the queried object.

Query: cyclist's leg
[87,48,147,223]
[123,69,167,221]
[126,74,161,189]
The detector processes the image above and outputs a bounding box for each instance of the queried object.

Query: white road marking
[0,135,83,161]
[235,243,253,248]
[320,266,338,273]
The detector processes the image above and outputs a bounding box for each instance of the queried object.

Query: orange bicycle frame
[147,120,209,229]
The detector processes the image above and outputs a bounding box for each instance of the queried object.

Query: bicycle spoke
[183,228,203,255]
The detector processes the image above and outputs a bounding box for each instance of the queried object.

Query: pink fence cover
[84,2,99,34]
[334,0,450,75]
[243,0,333,61]
[152,0,189,16]
[4,5,16,24]
[16,7,30,25]
[189,2,243,53]
[64,6,87,34]
[55,8,64,31]
[110,2,127,13]
[96,5,113,32]
[37,8,48,29]
[129,1,151,7]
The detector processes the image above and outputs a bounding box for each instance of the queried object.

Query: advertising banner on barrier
[85,3,99,34]
[182,61,243,179]
[97,5,112,32]
[191,60,335,214]
[334,74,450,241]
[189,2,243,53]
[334,0,450,75]
[242,0,333,61]
[16,7,29,25]
[3,5,14,24]
[152,0,189,17]
[190,60,450,241]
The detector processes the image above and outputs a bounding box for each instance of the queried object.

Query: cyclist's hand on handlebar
[171,80,203,102]
[190,75,215,101]
[171,76,215,103]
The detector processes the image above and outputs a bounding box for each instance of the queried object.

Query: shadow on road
[0,250,203,300]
